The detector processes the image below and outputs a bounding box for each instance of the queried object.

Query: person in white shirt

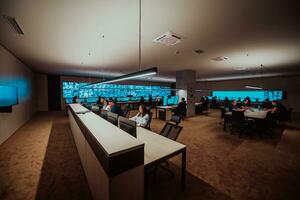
[130,105,150,127]
[102,99,110,111]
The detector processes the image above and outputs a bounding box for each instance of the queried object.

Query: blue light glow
[0,85,18,107]
[212,90,283,102]
[62,81,173,104]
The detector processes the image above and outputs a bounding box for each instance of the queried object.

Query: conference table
[224,109,268,131]
[68,104,186,200]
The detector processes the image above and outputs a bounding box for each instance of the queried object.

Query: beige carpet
[1,110,300,200]
[148,110,300,200]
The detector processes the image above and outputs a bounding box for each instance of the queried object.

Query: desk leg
[181,148,186,191]
[224,117,227,131]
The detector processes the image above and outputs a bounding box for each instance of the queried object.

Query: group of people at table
[224,97,288,121]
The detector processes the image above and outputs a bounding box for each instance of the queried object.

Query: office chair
[145,111,153,130]
[231,110,252,138]
[99,109,108,120]
[170,115,181,125]
[118,116,137,137]
[153,122,183,180]
[107,112,118,126]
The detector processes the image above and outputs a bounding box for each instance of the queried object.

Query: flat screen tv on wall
[0,85,18,112]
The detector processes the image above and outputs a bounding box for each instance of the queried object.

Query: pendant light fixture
[244,61,264,90]
[81,0,157,89]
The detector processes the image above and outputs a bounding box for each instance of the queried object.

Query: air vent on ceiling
[211,56,228,62]
[153,31,182,46]
[194,49,204,54]
[2,15,24,35]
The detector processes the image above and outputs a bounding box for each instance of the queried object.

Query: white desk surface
[136,127,186,165]
[69,104,144,156]
[226,110,268,119]
[70,103,90,113]
[156,105,177,110]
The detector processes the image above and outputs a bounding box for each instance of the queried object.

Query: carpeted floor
[0,110,300,200]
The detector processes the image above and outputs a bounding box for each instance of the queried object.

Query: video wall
[211,90,284,102]
[62,81,173,104]
[0,85,18,107]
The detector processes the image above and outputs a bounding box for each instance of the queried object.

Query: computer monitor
[100,109,108,119]
[118,116,137,137]
[107,112,118,126]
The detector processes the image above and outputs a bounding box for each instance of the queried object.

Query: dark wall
[48,75,61,111]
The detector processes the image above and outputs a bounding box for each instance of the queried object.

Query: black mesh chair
[170,115,181,125]
[107,112,118,126]
[145,111,153,130]
[99,109,108,120]
[231,110,251,138]
[154,122,183,180]
[118,116,137,137]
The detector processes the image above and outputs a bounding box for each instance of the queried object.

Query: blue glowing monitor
[211,90,284,102]
[0,85,18,107]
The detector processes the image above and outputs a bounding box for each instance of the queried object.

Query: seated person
[139,96,145,105]
[102,98,110,111]
[72,96,79,103]
[262,98,273,109]
[175,97,187,118]
[108,100,124,116]
[228,100,239,112]
[130,105,150,127]
[268,100,287,120]
[241,98,252,110]
[224,97,230,108]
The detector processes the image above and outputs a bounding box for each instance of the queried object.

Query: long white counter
[68,104,144,200]
[68,103,187,199]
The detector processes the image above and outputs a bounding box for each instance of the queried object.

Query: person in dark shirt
[269,100,287,120]
[242,97,252,109]
[262,98,273,109]
[228,100,239,112]
[108,100,124,116]
[175,97,187,119]
[139,96,145,105]
[72,96,79,103]
[224,97,229,108]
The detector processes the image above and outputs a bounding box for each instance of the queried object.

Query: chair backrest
[118,116,137,137]
[160,123,173,137]
[170,115,181,125]
[159,122,183,141]
[100,109,108,119]
[107,112,118,126]
[286,108,293,121]
[145,112,153,130]
[231,110,245,125]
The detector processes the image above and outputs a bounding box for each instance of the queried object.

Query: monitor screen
[0,85,18,107]
[62,81,171,103]
[211,90,284,102]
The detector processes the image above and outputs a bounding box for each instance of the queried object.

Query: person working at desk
[268,100,287,119]
[228,100,239,111]
[72,96,79,103]
[262,98,273,109]
[108,100,124,116]
[241,97,252,110]
[101,98,110,111]
[130,105,150,127]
